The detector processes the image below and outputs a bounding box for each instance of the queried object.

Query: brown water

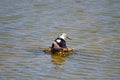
[0,0,120,80]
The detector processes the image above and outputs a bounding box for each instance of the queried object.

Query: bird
[51,33,72,53]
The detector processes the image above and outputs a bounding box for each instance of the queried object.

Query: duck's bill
[67,36,72,40]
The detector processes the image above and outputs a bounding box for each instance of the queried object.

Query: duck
[44,33,73,54]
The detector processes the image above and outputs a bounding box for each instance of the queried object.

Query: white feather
[56,39,61,43]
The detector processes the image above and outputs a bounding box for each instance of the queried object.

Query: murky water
[0,0,120,80]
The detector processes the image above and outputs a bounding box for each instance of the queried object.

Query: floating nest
[43,47,73,57]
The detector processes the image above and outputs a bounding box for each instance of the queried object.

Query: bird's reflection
[51,51,73,65]
[51,54,66,65]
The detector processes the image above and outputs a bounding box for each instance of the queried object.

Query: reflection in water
[51,54,66,65]
[51,52,72,65]
[44,47,74,65]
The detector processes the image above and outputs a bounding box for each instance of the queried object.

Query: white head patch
[59,33,67,40]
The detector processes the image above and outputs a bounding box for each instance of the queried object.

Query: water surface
[0,0,120,80]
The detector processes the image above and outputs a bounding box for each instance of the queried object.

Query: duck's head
[59,33,72,40]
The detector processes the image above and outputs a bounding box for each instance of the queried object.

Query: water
[0,0,120,80]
